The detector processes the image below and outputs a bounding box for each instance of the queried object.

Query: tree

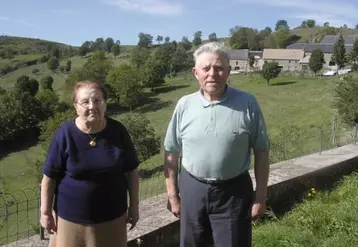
[274,27,291,48]
[164,36,170,43]
[331,35,346,69]
[143,56,166,91]
[249,55,255,70]
[35,89,60,119]
[261,62,281,85]
[180,36,192,51]
[348,41,358,70]
[115,40,121,45]
[275,20,289,31]
[301,20,307,28]
[41,76,54,90]
[138,32,153,48]
[193,31,202,46]
[208,32,218,42]
[130,46,151,69]
[65,60,72,73]
[120,113,160,163]
[306,19,316,28]
[156,35,163,44]
[104,37,114,52]
[47,57,59,71]
[51,47,60,58]
[334,75,358,126]
[15,76,39,96]
[111,44,120,57]
[79,42,90,56]
[309,48,325,75]
[106,64,142,109]
[324,22,330,27]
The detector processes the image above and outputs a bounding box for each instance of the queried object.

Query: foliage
[208,32,218,42]
[35,89,60,119]
[192,31,202,46]
[143,56,166,91]
[309,49,325,75]
[130,46,151,69]
[111,44,120,57]
[138,32,153,48]
[348,40,358,68]
[334,74,358,126]
[65,60,72,73]
[261,62,281,85]
[249,55,255,69]
[104,37,114,52]
[106,64,142,108]
[332,35,346,69]
[15,75,39,96]
[120,113,161,163]
[39,109,76,151]
[40,76,54,90]
[47,56,59,71]
[275,20,289,31]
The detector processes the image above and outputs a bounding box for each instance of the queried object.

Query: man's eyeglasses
[77,99,104,108]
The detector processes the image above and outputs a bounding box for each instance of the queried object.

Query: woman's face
[74,86,106,123]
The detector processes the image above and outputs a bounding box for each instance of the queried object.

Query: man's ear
[192,67,199,80]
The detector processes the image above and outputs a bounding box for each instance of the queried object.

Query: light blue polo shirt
[164,86,269,180]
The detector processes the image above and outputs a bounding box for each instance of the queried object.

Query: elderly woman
[40,81,140,247]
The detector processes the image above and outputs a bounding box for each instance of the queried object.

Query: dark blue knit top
[42,117,139,224]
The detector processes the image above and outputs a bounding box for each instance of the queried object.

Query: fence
[0,126,357,245]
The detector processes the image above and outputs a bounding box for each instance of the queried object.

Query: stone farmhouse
[228,35,358,73]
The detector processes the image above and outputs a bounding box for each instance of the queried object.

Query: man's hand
[168,196,181,218]
[40,211,56,234]
[251,201,266,221]
[127,205,139,230]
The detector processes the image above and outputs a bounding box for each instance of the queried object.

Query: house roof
[228,49,249,60]
[286,43,354,53]
[263,49,304,60]
[320,35,358,45]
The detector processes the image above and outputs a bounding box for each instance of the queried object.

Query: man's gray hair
[193,42,230,65]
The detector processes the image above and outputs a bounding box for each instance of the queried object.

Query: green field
[252,172,358,247]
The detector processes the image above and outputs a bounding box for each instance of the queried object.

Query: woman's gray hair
[193,42,230,65]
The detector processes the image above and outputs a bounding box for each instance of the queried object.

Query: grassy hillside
[291,26,358,43]
[253,173,358,247]
[0,35,73,54]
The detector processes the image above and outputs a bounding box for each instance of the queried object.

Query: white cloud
[0,16,35,27]
[104,0,184,16]
[236,0,358,27]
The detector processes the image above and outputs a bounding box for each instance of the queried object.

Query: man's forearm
[164,151,180,201]
[253,149,269,203]
[127,168,139,207]
[40,175,56,214]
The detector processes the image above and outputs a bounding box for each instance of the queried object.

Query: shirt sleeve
[42,130,66,180]
[163,100,183,153]
[249,96,269,151]
[121,125,140,172]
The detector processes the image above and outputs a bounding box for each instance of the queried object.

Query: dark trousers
[179,169,253,247]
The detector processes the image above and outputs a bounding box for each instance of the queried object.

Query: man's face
[192,52,230,98]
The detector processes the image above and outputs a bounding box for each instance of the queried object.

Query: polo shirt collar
[199,85,230,108]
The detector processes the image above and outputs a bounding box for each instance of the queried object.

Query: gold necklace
[88,133,97,147]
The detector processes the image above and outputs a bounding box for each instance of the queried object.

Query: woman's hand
[126,205,139,230]
[40,211,57,234]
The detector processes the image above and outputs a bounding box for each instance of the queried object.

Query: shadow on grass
[0,136,40,162]
[135,98,172,114]
[271,81,297,86]
[153,84,190,94]
[139,166,163,179]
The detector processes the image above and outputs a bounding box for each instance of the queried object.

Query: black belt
[185,168,249,185]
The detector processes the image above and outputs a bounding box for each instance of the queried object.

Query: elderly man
[163,42,270,247]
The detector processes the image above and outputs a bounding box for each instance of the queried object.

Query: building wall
[264,59,302,71]
[229,60,249,71]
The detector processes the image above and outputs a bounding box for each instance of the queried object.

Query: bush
[32,68,40,74]
[120,113,161,163]
[334,74,358,126]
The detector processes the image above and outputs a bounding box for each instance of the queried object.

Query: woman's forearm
[127,168,139,207]
[40,175,56,214]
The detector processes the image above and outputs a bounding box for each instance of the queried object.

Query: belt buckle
[205,178,219,184]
